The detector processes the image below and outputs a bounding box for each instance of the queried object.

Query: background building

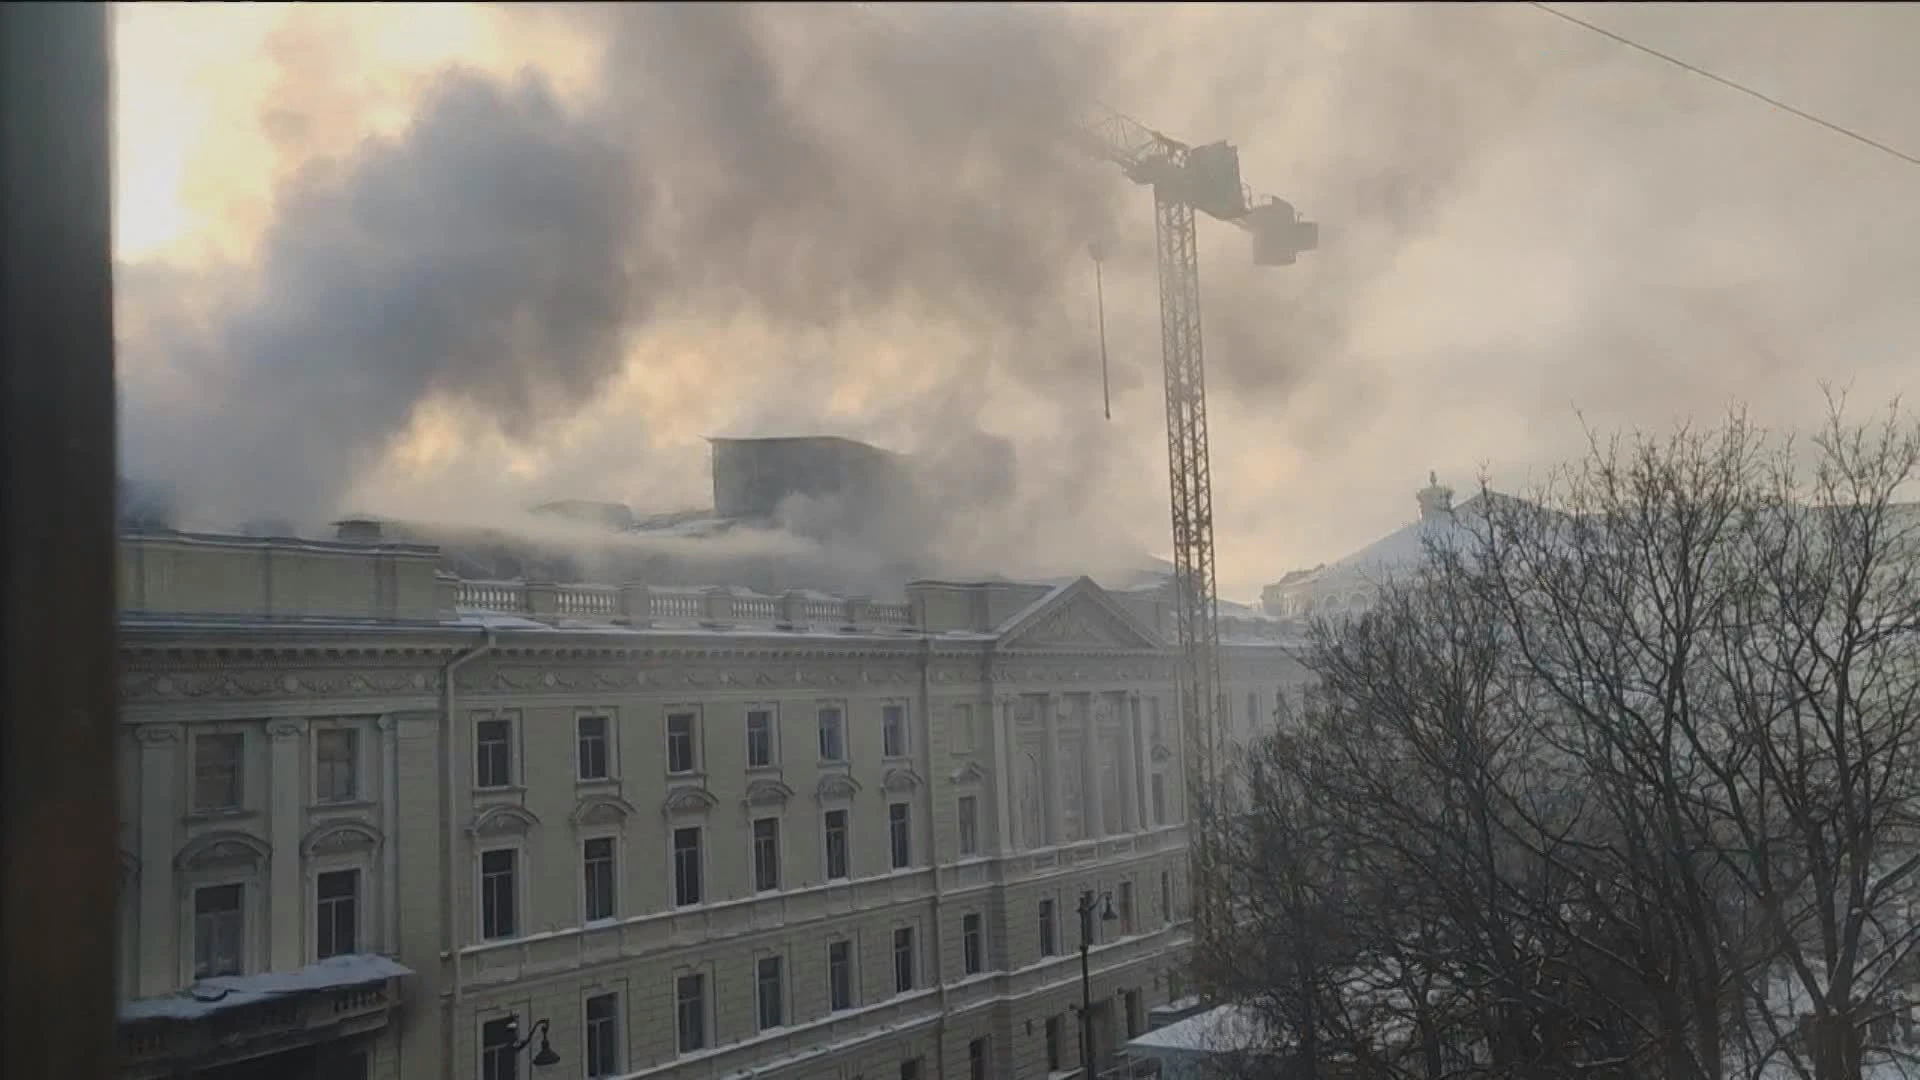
[115,526,1307,1080]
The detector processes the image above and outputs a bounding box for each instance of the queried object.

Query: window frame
[968,1036,990,1080]
[1150,771,1168,827]
[754,952,787,1032]
[957,794,979,857]
[664,707,701,776]
[744,703,779,769]
[575,710,616,783]
[189,879,247,979]
[888,801,912,870]
[962,911,984,976]
[190,730,245,814]
[1117,879,1135,935]
[950,702,976,755]
[671,824,704,908]
[881,701,909,759]
[816,703,847,763]
[313,866,362,960]
[1038,896,1059,957]
[823,808,851,881]
[473,712,518,790]
[477,844,522,942]
[750,815,782,894]
[582,988,623,1080]
[581,832,619,925]
[828,937,856,1012]
[891,924,917,994]
[673,968,710,1056]
[310,721,362,805]
[480,1013,522,1080]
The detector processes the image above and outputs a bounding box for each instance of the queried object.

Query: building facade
[115,529,1307,1080]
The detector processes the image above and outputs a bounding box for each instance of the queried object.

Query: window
[752,817,781,892]
[674,973,706,1054]
[315,728,357,803]
[900,1061,921,1080]
[315,869,358,959]
[1160,870,1173,925]
[952,703,976,754]
[888,802,912,869]
[824,809,850,880]
[1246,691,1258,731]
[1151,772,1168,826]
[583,837,617,922]
[962,912,984,975]
[1117,880,1135,935]
[969,1037,989,1080]
[1045,1015,1063,1071]
[584,992,621,1079]
[892,926,915,993]
[666,711,698,775]
[746,707,776,768]
[882,703,908,757]
[1149,697,1163,743]
[672,827,702,907]
[193,733,243,811]
[1125,989,1144,1039]
[957,795,978,857]
[829,940,855,1011]
[577,714,610,781]
[192,883,243,978]
[480,849,516,939]
[818,706,846,761]
[756,954,785,1031]
[481,1017,518,1080]
[475,718,512,788]
[1038,898,1058,957]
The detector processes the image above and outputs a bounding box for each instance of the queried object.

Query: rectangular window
[882,703,908,758]
[672,827,703,907]
[892,926,916,993]
[315,868,358,959]
[1125,989,1143,1039]
[756,954,785,1031]
[583,837,617,922]
[900,1061,921,1080]
[829,940,854,1011]
[193,733,243,811]
[315,728,357,803]
[888,802,912,869]
[969,1037,989,1080]
[1045,1015,1063,1071]
[746,707,776,768]
[752,817,781,892]
[192,883,243,978]
[675,973,706,1054]
[481,1017,518,1080]
[1161,870,1173,925]
[475,718,512,788]
[584,992,621,1079]
[824,809,850,880]
[1118,880,1135,935]
[1151,772,1168,826]
[1038,898,1057,957]
[577,714,610,781]
[666,712,697,775]
[817,706,846,762]
[957,795,979,857]
[952,703,975,754]
[962,912,984,975]
[480,849,516,940]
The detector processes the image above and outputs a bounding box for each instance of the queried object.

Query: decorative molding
[744,778,795,809]
[122,665,439,704]
[815,773,862,803]
[174,830,270,872]
[661,785,719,818]
[948,761,989,785]
[374,714,394,732]
[267,720,306,741]
[571,794,639,828]
[469,803,542,839]
[1151,744,1173,764]
[302,820,382,858]
[881,766,924,794]
[133,725,179,745]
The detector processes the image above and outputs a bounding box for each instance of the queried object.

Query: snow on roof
[119,954,412,1023]
[1127,1002,1275,1056]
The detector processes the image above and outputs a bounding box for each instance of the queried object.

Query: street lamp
[504,1016,562,1072]
[1076,890,1118,1076]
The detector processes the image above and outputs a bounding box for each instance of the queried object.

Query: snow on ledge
[119,954,411,1023]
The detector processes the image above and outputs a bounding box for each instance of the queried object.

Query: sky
[111,2,1920,600]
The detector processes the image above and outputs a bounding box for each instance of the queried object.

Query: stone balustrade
[450,577,916,631]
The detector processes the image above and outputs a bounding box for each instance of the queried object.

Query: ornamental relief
[121,666,437,703]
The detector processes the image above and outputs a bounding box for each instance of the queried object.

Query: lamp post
[504,1016,561,1075]
[1077,890,1118,1076]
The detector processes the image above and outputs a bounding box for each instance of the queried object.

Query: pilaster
[1079,693,1105,840]
[135,724,180,996]
[993,696,1016,855]
[1040,693,1064,847]
[268,718,306,970]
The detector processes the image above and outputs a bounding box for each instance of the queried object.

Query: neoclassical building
[115,527,1306,1080]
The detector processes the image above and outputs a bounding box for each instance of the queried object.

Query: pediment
[998,578,1164,652]
[1151,743,1173,764]
[662,785,719,818]
[881,766,923,794]
[470,804,541,838]
[571,794,639,828]
[302,820,382,857]
[176,830,270,872]
[744,778,795,808]
[815,773,862,803]
[948,761,989,785]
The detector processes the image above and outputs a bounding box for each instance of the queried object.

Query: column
[1130,694,1151,832]
[268,719,306,970]
[136,725,182,996]
[1080,694,1105,841]
[1040,693,1065,847]
[993,697,1016,855]
[1117,693,1141,834]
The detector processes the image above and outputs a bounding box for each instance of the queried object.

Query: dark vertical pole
[0,5,120,1080]
[1079,899,1095,1076]
[1093,253,1111,421]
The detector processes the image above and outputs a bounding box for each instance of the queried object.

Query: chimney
[334,517,384,544]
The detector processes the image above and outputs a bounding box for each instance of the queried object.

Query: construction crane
[847,4,1319,992]
[1070,104,1318,986]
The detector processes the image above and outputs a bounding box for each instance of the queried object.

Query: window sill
[183,806,255,824]
[575,776,622,790]
[310,798,376,813]
[745,763,783,776]
[665,770,705,782]
[473,784,527,797]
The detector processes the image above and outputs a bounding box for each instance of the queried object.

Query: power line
[1530,2,1920,170]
